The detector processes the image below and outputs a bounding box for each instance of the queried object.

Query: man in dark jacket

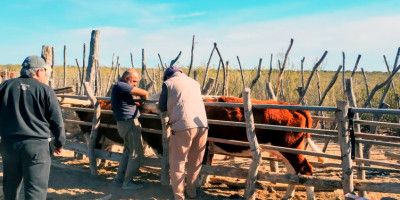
[0,55,66,200]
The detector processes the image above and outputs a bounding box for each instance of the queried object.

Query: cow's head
[297,159,313,175]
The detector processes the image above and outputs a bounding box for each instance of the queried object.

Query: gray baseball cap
[22,55,47,69]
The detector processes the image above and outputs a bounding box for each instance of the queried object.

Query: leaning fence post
[243,88,262,200]
[336,100,354,198]
[266,82,277,101]
[160,112,171,186]
[83,82,101,175]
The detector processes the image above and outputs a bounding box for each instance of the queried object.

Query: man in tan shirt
[158,66,208,200]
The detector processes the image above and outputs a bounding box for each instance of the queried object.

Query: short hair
[20,67,40,78]
[120,70,131,82]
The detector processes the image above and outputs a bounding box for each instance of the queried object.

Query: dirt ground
[0,139,399,200]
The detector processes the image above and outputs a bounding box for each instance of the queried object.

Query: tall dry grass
[1,64,399,111]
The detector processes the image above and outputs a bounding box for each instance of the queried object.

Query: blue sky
[1,0,400,72]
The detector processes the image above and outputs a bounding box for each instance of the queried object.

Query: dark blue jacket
[0,77,66,148]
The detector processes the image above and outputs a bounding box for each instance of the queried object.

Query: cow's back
[204,96,313,174]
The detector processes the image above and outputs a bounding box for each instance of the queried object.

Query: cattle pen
[57,82,400,200]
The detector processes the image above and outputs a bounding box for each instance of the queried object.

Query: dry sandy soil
[0,138,400,200]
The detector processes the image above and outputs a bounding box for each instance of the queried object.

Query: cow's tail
[306,137,326,164]
[301,109,327,164]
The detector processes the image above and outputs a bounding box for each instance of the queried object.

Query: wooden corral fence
[58,84,400,200]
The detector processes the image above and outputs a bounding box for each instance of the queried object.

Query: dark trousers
[2,138,51,200]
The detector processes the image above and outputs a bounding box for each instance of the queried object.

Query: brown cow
[203,96,323,174]
[201,96,323,200]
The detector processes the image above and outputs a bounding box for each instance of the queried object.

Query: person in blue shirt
[111,69,148,190]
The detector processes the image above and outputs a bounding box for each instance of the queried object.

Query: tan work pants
[115,118,144,183]
[169,127,208,200]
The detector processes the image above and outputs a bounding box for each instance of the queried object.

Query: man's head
[121,69,140,87]
[163,65,183,81]
[20,55,52,84]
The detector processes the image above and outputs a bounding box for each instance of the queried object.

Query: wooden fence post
[201,45,216,90]
[52,47,55,87]
[4,69,8,80]
[80,43,87,95]
[237,56,246,89]
[193,70,198,81]
[83,82,101,175]
[298,51,328,104]
[214,43,226,96]
[224,61,229,96]
[188,35,195,77]
[41,45,53,86]
[345,78,367,198]
[86,30,100,89]
[201,78,216,96]
[160,112,171,186]
[336,100,354,198]
[63,45,67,87]
[243,88,262,200]
[266,82,277,101]
[267,80,278,171]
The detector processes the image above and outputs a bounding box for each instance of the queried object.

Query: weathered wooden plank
[385,151,400,160]
[54,86,74,94]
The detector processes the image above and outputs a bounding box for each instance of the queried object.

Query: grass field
[2,63,399,109]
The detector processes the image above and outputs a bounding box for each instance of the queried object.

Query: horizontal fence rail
[351,107,400,115]
[208,119,338,135]
[354,119,400,129]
